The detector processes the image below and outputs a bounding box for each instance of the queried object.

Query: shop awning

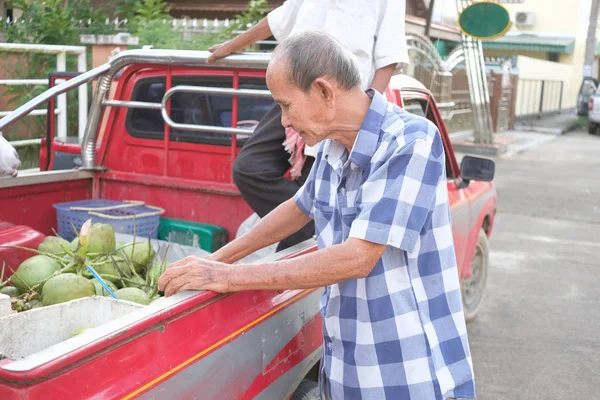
[482,33,575,54]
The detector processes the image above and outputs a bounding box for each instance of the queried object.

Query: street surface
[467,128,600,399]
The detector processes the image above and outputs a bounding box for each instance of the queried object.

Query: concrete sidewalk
[451,112,585,158]
[514,112,581,135]
[452,129,562,161]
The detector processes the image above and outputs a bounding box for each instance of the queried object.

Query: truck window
[403,97,453,178]
[126,76,274,146]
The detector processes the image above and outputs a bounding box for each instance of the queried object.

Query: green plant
[134,0,171,25]
[225,0,269,35]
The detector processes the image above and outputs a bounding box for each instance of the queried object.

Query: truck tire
[291,379,320,400]
[461,230,489,322]
[588,122,597,134]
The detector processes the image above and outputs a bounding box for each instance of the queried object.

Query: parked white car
[588,89,600,134]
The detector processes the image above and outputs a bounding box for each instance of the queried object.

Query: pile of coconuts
[0,219,168,312]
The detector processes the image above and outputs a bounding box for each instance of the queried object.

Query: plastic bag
[234,213,278,264]
[114,233,210,264]
[0,134,20,177]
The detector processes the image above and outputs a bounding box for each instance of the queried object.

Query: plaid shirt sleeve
[349,122,444,253]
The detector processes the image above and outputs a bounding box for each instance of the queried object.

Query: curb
[514,120,580,135]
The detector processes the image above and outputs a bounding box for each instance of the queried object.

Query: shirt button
[339,188,346,195]
[327,342,332,350]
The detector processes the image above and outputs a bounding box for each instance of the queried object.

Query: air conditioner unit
[515,11,536,26]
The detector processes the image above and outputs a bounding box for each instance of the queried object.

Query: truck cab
[0,50,496,399]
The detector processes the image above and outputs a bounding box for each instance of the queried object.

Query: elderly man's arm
[228,238,386,290]
[158,238,386,295]
[206,198,312,264]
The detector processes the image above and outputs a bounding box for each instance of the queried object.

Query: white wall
[515,56,575,115]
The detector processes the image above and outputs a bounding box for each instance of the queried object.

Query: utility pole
[425,0,436,39]
[456,0,494,145]
[584,0,600,77]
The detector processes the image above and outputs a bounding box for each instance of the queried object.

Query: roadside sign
[458,1,512,40]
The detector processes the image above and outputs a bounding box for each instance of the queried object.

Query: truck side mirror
[459,155,495,187]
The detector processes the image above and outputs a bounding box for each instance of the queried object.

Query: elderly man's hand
[157,256,231,297]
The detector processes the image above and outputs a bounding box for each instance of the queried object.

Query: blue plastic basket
[53,200,164,241]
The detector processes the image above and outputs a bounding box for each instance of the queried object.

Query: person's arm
[208,0,301,63]
[207,18,273,63]
[207,198,311,264]
[158,238,386,295]
[371,64,396,94]
[370,0,410,92]
[209,140,321,264]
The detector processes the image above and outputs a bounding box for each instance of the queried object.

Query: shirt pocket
[314,201,335,235]
[341,206,357,238]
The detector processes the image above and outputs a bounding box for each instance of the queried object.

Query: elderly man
[159,31,475,400]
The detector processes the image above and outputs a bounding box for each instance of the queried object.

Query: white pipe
[0,79,48,85]
[7,139,42,147]
[0,109,57,117]
[0,43,86,54]
[77,51,88,143]
[56,52,67,141]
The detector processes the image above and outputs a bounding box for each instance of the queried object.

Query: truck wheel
[461,230,489,322]
[588,122,597,134]
[291,379,319,400]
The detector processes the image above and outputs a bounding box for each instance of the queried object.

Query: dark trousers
[233,103,315,251]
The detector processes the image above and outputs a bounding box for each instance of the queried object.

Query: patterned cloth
[294,90,475,400]
[282,127,307,180]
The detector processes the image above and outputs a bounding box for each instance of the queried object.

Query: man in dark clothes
[208,0,409,251]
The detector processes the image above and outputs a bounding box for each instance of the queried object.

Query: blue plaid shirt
[294,90,475,400]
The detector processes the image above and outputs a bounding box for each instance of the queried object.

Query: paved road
[467,129,600,399]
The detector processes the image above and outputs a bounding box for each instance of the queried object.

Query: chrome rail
[160,86,272,135]
[82,50,272,168]
[0,49,273,169]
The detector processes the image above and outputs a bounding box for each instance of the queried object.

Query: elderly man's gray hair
[271,31,361,92]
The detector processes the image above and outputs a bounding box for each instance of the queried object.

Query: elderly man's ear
[313,78,335,106]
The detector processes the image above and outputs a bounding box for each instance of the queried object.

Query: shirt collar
[350,89,387,169]
[324,89,387,171]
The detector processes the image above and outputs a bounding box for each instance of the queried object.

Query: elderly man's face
[266,59,335,147]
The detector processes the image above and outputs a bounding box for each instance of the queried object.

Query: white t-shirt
[267,0,410,91]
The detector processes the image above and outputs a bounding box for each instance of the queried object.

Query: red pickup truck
[0,50,496,399]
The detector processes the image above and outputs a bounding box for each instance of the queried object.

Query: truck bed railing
[161,86,272,135]
[102,86,273,137]
[0,49,273,170]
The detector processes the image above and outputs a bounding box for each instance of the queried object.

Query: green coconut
[90,278,119,296]
[0,286,20,298]
[115,287,151,305]
[42,273,96,306]
[86,223,116,254]
[119,242,155,272]
[9,255,62,293]
[126,275,146,288]
[93,259,129,284]
[148,260,169,285]
[38,236,71,255]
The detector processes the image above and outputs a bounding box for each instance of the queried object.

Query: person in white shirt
[208,0,409,251]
